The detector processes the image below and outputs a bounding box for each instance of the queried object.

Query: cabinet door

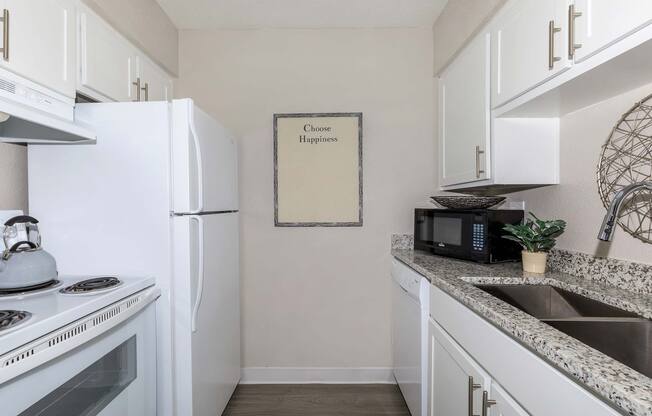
[491,0,570,108]
[137,56,172,101]
[439,32,491,187]
[429,319,490,416]
[572,0,652,62]
[489,383,530,416]
[78,4,137,102]
[2,0,75,98]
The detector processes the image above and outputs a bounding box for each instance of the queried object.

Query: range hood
[0,70,96,144]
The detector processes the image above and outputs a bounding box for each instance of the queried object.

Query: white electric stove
[0,275,159,416]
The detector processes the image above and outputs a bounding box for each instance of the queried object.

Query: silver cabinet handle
[132,77,141,101]
[568,5,582,59]
[468,376,481,416]
[548,20,562,70]
[475,145,485,179]
[141,82,149,101]
[0,9,9,61]
[481,391,497,416]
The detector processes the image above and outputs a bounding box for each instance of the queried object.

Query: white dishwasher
[391,259,430,416]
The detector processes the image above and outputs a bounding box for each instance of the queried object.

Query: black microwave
[414,208,524,263]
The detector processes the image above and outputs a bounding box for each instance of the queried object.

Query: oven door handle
[190,215,204,333]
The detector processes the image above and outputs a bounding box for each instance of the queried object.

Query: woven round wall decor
[597,93,652,244]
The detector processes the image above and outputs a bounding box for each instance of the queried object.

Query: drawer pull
[0,9,9,61]
[481,390,497,416]
[468,376,481,416]
[568,5,582,59]
[141,82,149,101]
[548,20,562,70]
[132,77,141,101]
[475,145,485,179]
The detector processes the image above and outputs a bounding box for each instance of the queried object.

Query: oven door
[2,303,157,416]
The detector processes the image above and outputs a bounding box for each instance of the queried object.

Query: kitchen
[0,0,650,415]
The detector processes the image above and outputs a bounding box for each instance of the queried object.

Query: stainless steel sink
[474,284,637,319]
[544,319,651,378]
[475,284,651,377]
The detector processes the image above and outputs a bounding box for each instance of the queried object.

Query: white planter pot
[521,251,548,274]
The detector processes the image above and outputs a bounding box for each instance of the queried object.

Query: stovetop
[0,275,155,356]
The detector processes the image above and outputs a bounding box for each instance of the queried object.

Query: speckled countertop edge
[392,249,652,416]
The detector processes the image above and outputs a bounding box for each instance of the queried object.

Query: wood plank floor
[222,384,411,416]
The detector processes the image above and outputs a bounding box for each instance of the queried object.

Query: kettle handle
[8,241,37,252]
[4,215,39,226]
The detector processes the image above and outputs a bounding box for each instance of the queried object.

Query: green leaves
[502,212,566,253]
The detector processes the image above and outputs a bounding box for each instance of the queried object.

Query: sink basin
[474,284,637,319]
[475,284,651,377]
[544,319,652,378]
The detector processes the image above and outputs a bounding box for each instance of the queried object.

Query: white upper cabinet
[77,2,172,103]
[1,0,76,98]
[77,4,137,102]
[136,56,173,102]
[439,32,491,187]
[491,0,569,108]
[572,0,652,62]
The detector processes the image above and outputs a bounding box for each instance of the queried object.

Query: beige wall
[513,82,652,264]
[176,28,435,368]
[83,0,179,75]
[432,0,506,75]
[0,144,28,212]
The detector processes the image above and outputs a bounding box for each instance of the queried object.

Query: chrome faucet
[598,181,652,241]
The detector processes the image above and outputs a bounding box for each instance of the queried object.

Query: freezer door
[172,213,240,416]
[172,99,238,214]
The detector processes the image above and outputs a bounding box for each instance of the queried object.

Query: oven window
[433,217,462,246]
[20,336,137,416]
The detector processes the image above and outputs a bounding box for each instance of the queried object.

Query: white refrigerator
[28,99,240,416]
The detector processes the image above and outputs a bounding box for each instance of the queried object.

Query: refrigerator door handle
[188,108,204,214]
[190,215,205,332]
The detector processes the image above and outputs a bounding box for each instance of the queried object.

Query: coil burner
[0,310,32,332]
[60,277,122,295]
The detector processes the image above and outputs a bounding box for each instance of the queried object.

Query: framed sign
[274,112,363,227]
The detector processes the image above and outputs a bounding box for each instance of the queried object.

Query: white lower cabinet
[490,383,530,416]
[428,281,622,416]
[429,318,526,416]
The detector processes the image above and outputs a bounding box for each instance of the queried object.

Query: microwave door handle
[190,215,205,333]
[188,108,204,214]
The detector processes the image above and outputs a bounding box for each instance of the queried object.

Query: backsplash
[391,234,414,250]
[391,234,652,294]
[548,249,652,295]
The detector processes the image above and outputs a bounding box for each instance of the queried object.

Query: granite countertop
[392,248,652,416]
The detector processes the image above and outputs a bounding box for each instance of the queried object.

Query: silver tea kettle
[0,215,58,289]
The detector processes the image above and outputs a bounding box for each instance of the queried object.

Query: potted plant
[502,213,567,273]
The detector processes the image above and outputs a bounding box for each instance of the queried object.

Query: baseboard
[240,367,396,384]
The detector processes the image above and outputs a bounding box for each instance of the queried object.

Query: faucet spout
[598,181,652,241]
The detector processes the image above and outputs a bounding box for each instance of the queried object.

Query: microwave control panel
[472,223,485,251]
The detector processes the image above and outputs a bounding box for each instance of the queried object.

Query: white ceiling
[155,0,448,30]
